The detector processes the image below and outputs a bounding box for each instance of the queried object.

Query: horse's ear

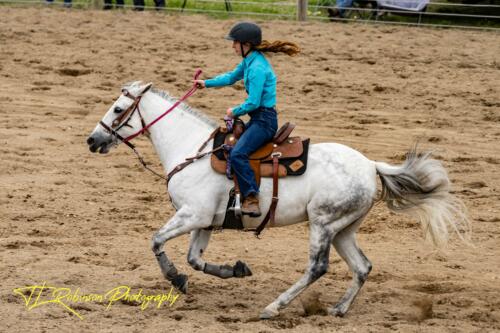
[140,82,153,95]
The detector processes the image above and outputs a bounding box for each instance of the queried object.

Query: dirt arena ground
[1,6,499,332]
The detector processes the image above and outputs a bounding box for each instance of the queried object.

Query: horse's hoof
[328,305,346,317]
[172,274,188,294]
[233,260,252,278]
[259,305,279,320]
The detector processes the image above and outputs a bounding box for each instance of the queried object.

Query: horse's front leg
[187,229,252,279]
[151,205,211,294]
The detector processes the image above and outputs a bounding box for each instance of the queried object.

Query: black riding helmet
[225,22,262,55]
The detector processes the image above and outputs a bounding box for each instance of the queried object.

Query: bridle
[98,69,218,182]
[100,69,202,146]
[99,89,147,150]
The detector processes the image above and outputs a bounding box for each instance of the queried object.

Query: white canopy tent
[377,0,429,11]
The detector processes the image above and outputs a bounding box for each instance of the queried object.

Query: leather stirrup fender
[254,153,280,237]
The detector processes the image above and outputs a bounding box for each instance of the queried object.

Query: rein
[100,69,212,182]
[123,69,202,143]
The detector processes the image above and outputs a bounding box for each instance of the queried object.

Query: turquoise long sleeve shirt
[204,51,277,117]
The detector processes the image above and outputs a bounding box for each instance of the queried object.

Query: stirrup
[228,192,242,218]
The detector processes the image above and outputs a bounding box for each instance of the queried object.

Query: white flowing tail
[375,149,471,247]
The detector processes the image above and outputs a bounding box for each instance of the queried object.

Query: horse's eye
[114,106,123,114]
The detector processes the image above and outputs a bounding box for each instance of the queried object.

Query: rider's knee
[230,153,243,164]
[230,147,248,161]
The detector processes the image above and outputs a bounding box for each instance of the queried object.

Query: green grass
[31,0,299,18]
[2,0,499,27]
[428,0,500,27]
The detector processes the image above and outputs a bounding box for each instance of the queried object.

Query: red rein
[123,69,203,143]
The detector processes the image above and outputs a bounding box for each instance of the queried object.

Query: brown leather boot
[242,194,261,217]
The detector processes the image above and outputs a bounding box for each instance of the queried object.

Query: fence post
[92,0,102,9]
[297,0,308,21]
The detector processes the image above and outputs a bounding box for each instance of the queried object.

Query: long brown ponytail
[255,40,301,56]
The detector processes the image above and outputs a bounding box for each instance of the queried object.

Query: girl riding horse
[194,22,300,217]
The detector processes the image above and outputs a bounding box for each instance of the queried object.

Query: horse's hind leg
[329,219,372,317]
[187,229,252,279]
[259,220,335,319]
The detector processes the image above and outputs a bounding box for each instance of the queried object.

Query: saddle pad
[213,129,227,160]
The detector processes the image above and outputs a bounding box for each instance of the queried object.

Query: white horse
[87,81,470,319]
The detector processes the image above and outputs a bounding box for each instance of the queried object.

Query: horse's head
[87,81,152,154]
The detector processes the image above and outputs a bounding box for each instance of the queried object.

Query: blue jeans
[336,0,354,15]
[230,107,278,198]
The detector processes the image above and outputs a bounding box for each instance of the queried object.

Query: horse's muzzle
[87,135,111,154]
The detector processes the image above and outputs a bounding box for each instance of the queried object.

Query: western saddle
[210,119,310,236]
[166,118,310,237]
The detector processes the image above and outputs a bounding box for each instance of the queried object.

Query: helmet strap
[240,43,252,58]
